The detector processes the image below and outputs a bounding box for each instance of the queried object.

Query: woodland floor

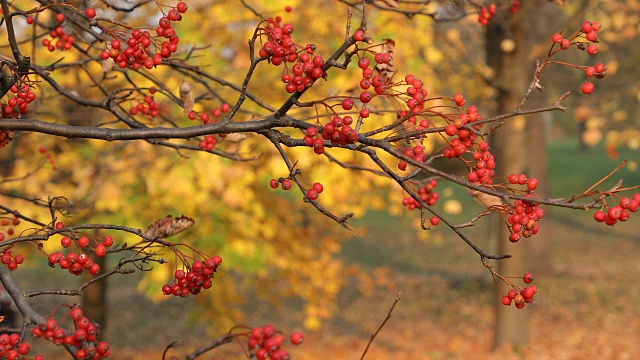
[19,141,640,359]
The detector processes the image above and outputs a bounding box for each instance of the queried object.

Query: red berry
[94,244,107,257]
[581,21,593,33]
[85,8,96,19]
[177,2,188,13]
[593,210,606,222]
[429,216,440,226]
[306,188,318,201]
[581,82,595,94]
[56,13,65,22]
[269,179,279,189]
[313,182,324,193]
[290,331,304,345]
[551,33,562,43]
[281,179,292,190]
[26,16,34,24]
[353,30,365,41]
[523,273,534,284]
[501,295,512,306]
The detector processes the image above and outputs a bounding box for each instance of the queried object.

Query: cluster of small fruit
[502,174,543,242]
[443,105,482,159]
[257,17,327,93]
[247,325,303,360]
[304,115,359,156]
[0,333,39,359]
[187,103,231,125]
[38,146,58,171]
[500,273,537,309]
[550,21,606,95]
[161,256,222,297]
[270,178,324,202]
[129,89,160,118]
[593,193,640,225]
[397,145,426,171]
[100,2,187,70]
[477,3,497,25]
[1,248,24,271]
[477,1,520,25]
[3,83,37,117]
[467,141,496,185]
[31,307,110,359]
[0,216,20,240]
[32,13,75,52]
[402,179,439,210]
[47,228,114,275]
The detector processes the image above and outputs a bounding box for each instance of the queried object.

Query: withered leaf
[179,81,194,115]
[145,215,195,239]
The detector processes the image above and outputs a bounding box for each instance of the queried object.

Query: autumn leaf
[144,215,195,238]
[180,81,194,115]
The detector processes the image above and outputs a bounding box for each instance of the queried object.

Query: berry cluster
[402,179,439,210]
[1,248,24,271]
[38,14,75,52]
[247,324,303,360]
[100,2,187,70]
[443,105,481,159]
[269,178,324,201]
[0,333,38,359]
[129,92,160,118]
[31,307,110,358]
[477,4,497,26]
[3,83,37,116]
[550,21,606,94]
[467,141,496,184]
[161,256,222,297]
[505,174,542,244]
[188,103,231,125]
[397,145,426,170]
[593,193,639,225]
[501,273,538,309]
[47,232,115,275]
[38,146,58,171]
[257,17,327,93]
[0,216,20,240]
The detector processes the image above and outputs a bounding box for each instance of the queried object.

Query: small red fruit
[581,82,594,95]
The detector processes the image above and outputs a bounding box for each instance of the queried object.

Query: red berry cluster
[443,105,481,159]
[501,274,538,309]
[0,333,38,359]
[47,234,114,275]
[257,17,327,93]
[161,256,222,297]
[3,83,37,116]
[38,14,75,52]
[397,145,426,170]
[593,193,640,225]
[0,216,20,240]
[1,248,24,271]
[129,92,160,118]
[402,179,439,210]
[505,187,543,243]
[38,146,58,171]
[269,177,324,201]
[478,4,497,26]
[188,103,231,124]
[31,307,110,359]
[468,141,496,184]
[247,324,303,360]
[99,2,186,70]
[551,21,605,94]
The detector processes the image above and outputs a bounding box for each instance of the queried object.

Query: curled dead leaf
[223,133,249,143]
[180,81,194,115]
[145,215,195,239]
[471,190,502,208]
[101,59,114,73]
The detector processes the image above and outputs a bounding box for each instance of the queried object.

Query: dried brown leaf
[471,190,502,208]
[145,215,195,239]
[180,81,194,115]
